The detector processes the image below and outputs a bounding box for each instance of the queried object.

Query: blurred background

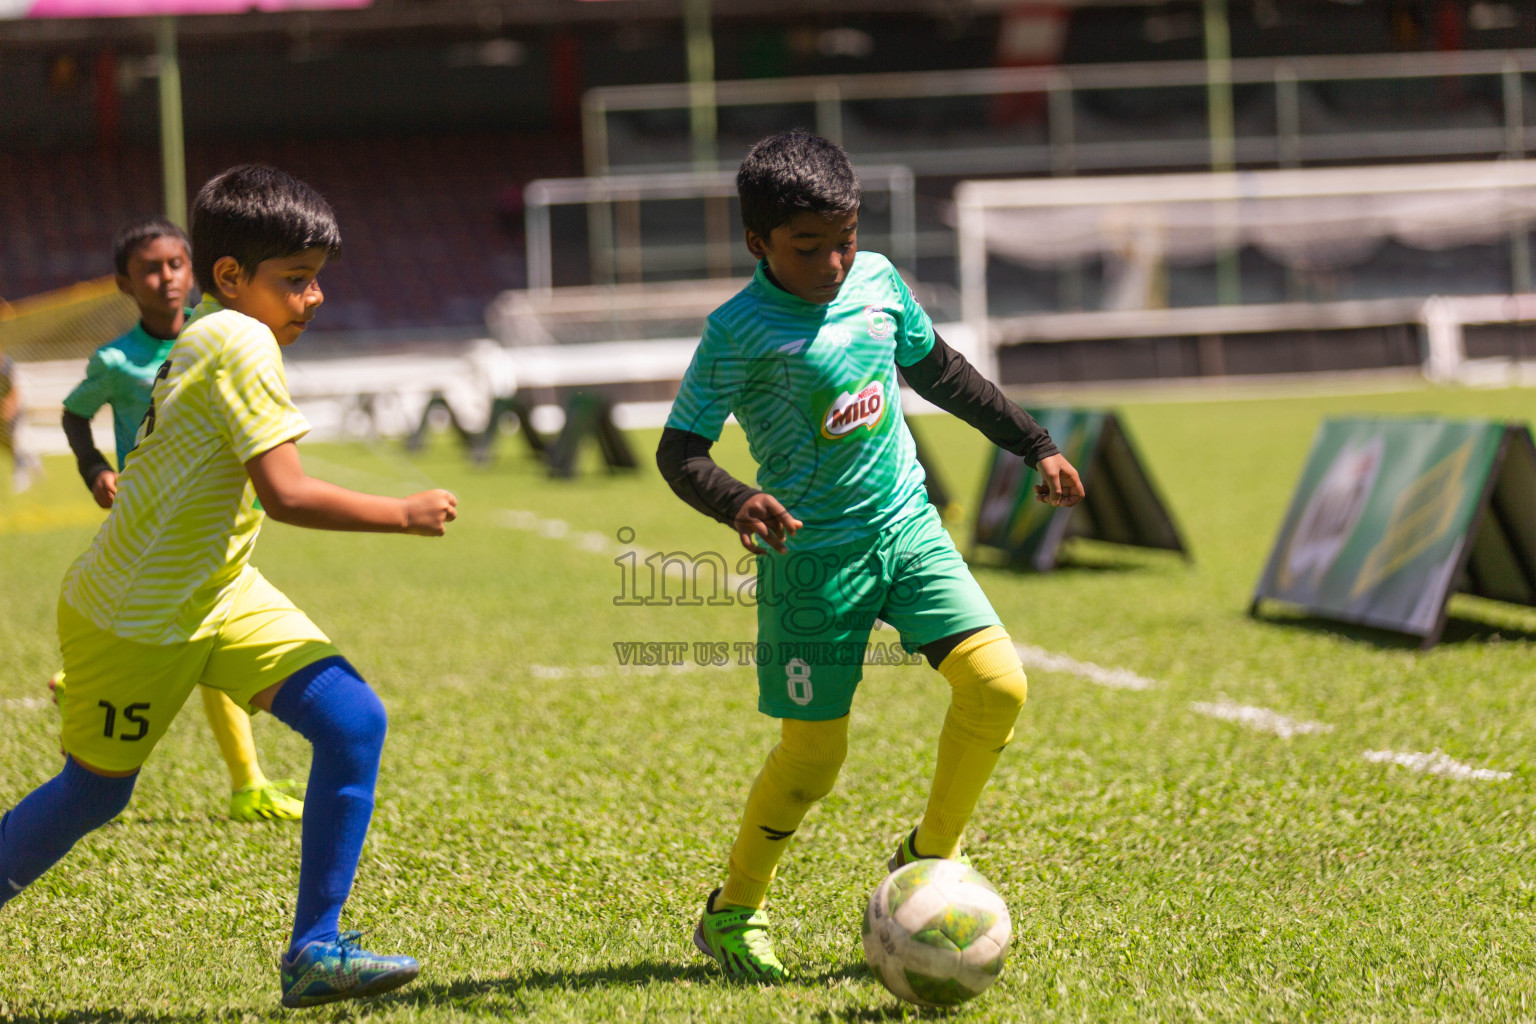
[2,0,1535,455]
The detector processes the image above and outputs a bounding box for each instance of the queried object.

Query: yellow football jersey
[61,297,309,645]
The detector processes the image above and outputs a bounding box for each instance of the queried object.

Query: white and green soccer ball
[862,858,1012,1007]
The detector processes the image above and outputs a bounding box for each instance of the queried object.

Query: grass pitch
[1,383,1534,1023]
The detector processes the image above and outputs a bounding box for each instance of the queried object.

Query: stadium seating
[0,133,578,330]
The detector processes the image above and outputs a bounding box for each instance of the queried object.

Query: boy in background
[56,216,303,823]
[658,131,1084,980]
[0,165,458,1007]
[0,352,42,493]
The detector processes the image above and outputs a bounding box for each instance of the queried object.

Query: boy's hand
[404,489,458,536]
[1033,454,1085,507]
[734,493,802,555]
[91,470,117,509]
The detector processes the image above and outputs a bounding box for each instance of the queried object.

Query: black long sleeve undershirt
[62,410,112,488]
[655,427,760,527]
[656,331,1059,526]
[898,332,1059,467]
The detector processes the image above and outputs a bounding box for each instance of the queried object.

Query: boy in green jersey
[56,216,303,823]
[658,131,1084,980]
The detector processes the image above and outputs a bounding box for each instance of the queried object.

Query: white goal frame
[955,159,1536,382]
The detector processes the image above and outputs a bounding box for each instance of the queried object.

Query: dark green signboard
[546,392,638,478]
[408,390,635,475]
[1251,417,1536,645]
[972,408,1187,571]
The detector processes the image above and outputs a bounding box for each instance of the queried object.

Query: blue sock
[269,656,387,957]
[0,758,137,909]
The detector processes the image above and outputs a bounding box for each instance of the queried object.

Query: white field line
[496,508,1508,782]
[1362,749,1512,782]
[529,663,692,679]
[495,508,637,561]
[1,697,50,710]
[1190,697,1333,739]
[500,508,717,681]
[494,507,756,585]
[1015,643,1158,691]
[1016,644,1507,782]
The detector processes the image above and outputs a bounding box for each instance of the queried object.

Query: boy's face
[210,248,328,346]
[746,209,858,305]
[116,236,192,321]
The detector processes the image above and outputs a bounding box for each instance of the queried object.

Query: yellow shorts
[57,568,340,773]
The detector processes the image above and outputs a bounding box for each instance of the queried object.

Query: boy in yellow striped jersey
[0,165,458,1008]
[54,216,302,823]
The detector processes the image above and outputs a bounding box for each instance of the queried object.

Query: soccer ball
[862,858,1012,1007]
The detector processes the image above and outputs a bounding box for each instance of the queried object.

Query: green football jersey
[61,322,177,470]
[666,251,936,550]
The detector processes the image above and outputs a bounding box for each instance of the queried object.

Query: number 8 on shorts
[786,658,814,706]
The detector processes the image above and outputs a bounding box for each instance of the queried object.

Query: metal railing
[583,48,1536,179]
[523,165,915,291]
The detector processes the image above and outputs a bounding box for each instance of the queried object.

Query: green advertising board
[408,390,634,475]
[1251,417,1536,645]
[545,392,638,478]
[972,408,1188,571]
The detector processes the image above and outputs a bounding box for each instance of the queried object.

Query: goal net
[956,159,1536,333]
[0,278,137,364]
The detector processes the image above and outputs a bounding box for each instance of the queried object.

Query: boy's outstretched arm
[247,441,457,535]
[62,411,117,507]
[656,428,801,553]
[898,332,1085,507]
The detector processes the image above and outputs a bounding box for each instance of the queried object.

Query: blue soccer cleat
[279,930,419,1008]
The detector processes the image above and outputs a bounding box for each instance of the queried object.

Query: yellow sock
[719,715,848,910]
[199,685,266,792]
[915,626,1027,860]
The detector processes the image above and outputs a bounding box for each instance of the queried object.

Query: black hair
[736,130,861,239]
[190,164,341,295]
[112,217,188,276]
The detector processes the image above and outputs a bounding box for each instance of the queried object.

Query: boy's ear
[744,229,767,261]
[114,273,132,297]
[210,256,245,301]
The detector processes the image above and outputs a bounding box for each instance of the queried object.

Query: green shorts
[754,503,1001,720]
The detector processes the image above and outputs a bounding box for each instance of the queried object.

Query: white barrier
[12,299,1530,461]
[989,293,1536,385]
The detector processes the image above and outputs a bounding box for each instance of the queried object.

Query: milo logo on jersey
[821,380,887,440]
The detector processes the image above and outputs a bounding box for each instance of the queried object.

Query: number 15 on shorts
[99,700,151,741]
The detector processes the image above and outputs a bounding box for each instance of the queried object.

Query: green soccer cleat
[229,779,304,823]
[279,930,419,1008]
[888,827,971,874]
[47,670,65,706]
[692,888,787,982]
